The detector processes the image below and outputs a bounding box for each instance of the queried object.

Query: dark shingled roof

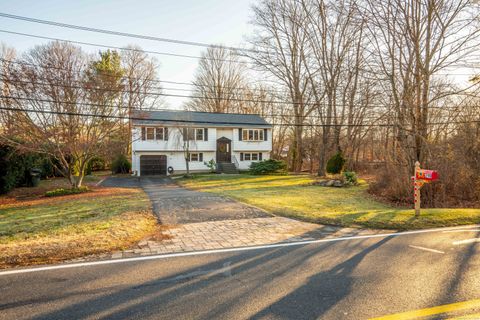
[132,110,272,128]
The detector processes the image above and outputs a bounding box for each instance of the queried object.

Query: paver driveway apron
[97,176,385,260]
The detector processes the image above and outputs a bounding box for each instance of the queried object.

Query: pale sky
[0,0,476,110]
[0,0,257,109]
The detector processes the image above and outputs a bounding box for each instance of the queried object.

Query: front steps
[216,162,239,174]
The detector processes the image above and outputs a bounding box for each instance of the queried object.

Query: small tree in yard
[1,42,123,188]
[175,125,197,177]
[326,152,346,175]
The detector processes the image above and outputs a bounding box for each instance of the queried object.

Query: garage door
[140,155,167,176]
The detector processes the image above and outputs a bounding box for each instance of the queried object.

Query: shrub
[249,159,287,175]
[86,156,106,175]
[111,154,131,174]
[326,152,346,174]
[45,186,89,197]
[343,171,358,186]
[204,159,216,173]
[0,144,47,194]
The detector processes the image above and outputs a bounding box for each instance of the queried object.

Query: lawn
[0,178,160,268]
[179,174,480,230]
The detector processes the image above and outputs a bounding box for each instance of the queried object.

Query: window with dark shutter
[199,153,203,162]
[141,127,145,140]
[259,153,263,160]
[240,152,244,161]
[164,127,168,140]
[204,128,208,141]
[238,128,242,141]
[264,129,268,141]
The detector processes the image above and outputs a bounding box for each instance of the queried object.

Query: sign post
[412,161,438,217]
[414,162,421,216]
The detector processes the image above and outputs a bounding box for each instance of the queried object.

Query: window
[156,127,164,140]
[143,127,167,141]
[240,152,263,161]
[195,128,204,141]
[146,127,155,140]
[185,128,206,141]
[242,129,264,141]
[189,153,203,162]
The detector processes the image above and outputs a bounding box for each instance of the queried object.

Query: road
[1,226,480,319]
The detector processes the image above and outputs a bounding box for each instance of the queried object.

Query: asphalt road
[2,226,480,319]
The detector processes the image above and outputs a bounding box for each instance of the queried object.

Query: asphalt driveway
[101,176,269,224]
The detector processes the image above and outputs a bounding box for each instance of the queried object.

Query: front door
[216,138,231,163]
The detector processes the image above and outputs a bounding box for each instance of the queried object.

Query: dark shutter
[259,153,263,160]
[164,127,168,140]
[204,128,208,141]
[238,128,242,141]
[199,153,203,162]
[264,129,268,141]
[183,128,187,141]
[240,152,244,161]
[141,127,145,140]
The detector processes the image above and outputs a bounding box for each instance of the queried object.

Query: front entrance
[216,137,231,163]
[140,155,167,175]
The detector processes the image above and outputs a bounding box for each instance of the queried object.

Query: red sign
[416,169,438,181]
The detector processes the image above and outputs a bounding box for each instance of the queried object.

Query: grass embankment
[179,174,480,230]
[0,177,159,268]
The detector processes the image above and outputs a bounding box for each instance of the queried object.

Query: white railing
[232,155,239,169]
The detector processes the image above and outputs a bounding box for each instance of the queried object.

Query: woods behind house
[1,0,480,207]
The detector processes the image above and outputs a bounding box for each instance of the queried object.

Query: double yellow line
[370,298,480,320]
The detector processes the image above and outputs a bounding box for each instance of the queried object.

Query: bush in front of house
[249,159,287,175]
[326,152,346,174]
[111,154,131,174]
[45,186,89,197]
[343,171,358,186]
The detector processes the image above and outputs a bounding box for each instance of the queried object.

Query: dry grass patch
[0,186,159,269]
[179,174,480,230]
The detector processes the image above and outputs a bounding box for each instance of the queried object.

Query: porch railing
[232,155,239,169]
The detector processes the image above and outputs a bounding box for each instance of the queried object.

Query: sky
[0,0,257,109]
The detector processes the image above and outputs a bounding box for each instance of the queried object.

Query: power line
[0,58,289,95]
[0,29,251,65]
[2,76,474,111]
[0,12,260,54]
[0,95,392,121]
[0,105,478,128]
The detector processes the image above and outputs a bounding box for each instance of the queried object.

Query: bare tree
[1,41,122,188]
[187,46,247,113]
[121,46,163,154]
[364,0,480,167]
[249,0,314,172]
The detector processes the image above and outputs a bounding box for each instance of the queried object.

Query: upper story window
[141,127,168,141]
[242,129,264,141]
[185,128,208,141]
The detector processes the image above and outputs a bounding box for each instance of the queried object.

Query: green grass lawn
[0,185,159,268]
[179,174,480,230]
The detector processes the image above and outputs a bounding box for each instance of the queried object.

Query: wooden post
[414,161,421,217]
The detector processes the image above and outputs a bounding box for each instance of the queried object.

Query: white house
[131,110,272,176]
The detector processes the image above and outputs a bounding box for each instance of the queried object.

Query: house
[131,110,272,176]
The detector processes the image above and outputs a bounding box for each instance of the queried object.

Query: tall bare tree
[187,46,247,113]
[249,0,314,172]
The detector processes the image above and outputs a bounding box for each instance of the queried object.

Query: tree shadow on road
[21,230,393,320]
